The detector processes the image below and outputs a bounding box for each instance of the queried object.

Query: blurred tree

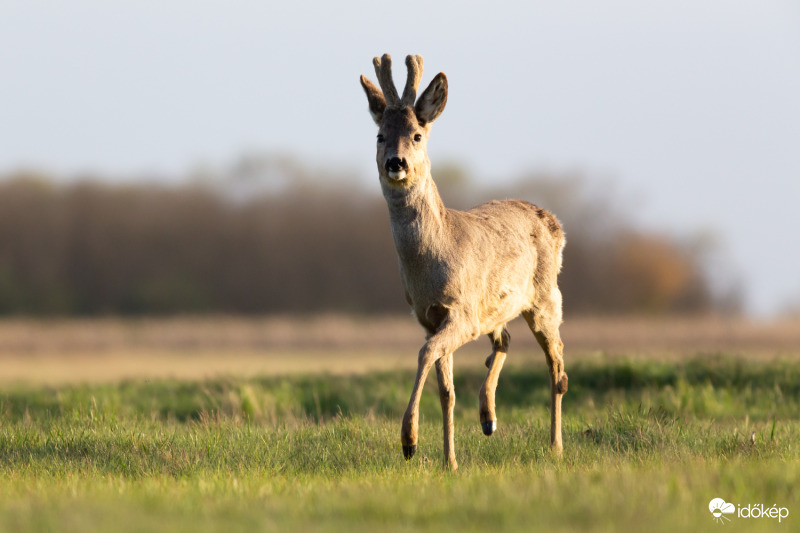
[0,160,740,316]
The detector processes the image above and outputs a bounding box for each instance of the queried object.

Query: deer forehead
[380,107,423,135]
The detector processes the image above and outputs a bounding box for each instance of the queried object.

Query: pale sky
[1,1,799,315]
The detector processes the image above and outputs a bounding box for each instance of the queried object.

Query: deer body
[361,54,568,470]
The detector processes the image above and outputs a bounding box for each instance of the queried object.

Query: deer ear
[415,73,447,124]
[360,75,386,125]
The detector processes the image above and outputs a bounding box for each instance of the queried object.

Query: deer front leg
[435,352,457,470]
[479,328,509,436]
[401,320,471,462]
[400,348,435,461]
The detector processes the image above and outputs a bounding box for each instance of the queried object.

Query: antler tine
[401,55,424,106]
[373,54,400,106]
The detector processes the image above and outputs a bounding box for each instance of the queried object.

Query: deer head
[360,54,448,189]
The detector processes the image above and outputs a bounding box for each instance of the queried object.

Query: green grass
[1,354,799,532]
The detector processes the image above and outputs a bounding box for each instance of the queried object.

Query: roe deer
[360,54,568,470]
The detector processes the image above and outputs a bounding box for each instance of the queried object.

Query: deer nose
[385,157,408,172]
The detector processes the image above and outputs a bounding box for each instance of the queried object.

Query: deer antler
[401,55,424,106]
[373,54,400,106]
[373,53,424,108]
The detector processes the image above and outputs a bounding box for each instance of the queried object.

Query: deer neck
[382,170,448,261]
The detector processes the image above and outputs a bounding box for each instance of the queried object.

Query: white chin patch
[387,170,407,181]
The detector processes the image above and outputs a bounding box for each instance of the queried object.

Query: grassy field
[1,317,799,532]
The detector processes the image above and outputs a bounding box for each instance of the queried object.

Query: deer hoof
[481,420,496,436]
[402,444,417,460]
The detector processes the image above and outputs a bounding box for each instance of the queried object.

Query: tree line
[0,160,740,316]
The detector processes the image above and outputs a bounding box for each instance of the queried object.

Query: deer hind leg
[435,352,458,471]
[522,303,568,453]
[478,327,509,436]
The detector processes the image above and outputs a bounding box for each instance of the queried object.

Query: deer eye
[413,134,422,142]
[376,134,385,143]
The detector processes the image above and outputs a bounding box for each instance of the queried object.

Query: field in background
[1,315,799,532]
[1,315,800,384]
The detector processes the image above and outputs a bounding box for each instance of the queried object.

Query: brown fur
[360,54,568,470]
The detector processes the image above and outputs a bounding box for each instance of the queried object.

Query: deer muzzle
[385,157,409,181]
